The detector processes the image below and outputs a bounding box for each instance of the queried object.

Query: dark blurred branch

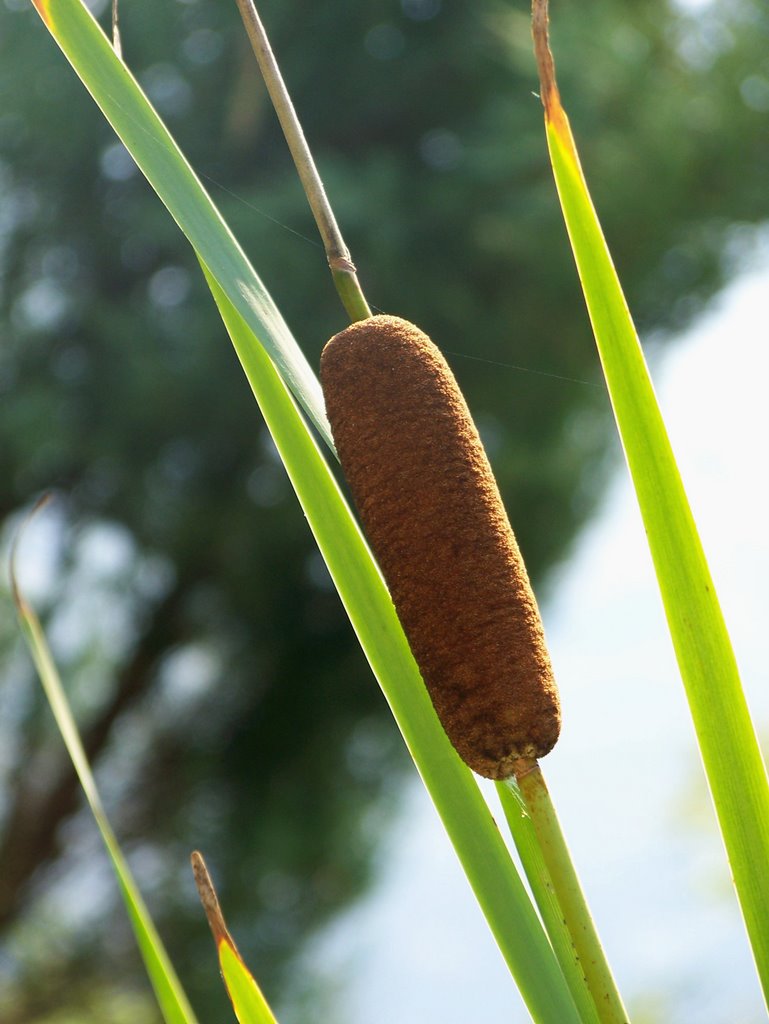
[0,579,190,928]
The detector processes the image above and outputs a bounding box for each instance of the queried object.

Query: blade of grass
[219,942,278,1024]
[532,0,769,1003]
[192,852,279,1024]
[29,0,331,448]
[200,261,584,1024]
[11,506,198,1024]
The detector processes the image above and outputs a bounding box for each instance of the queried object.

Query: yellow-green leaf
[532,2,769,1003]
[12,515,198,1024]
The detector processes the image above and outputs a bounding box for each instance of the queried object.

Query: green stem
[510,763,630,1024]
[331,265,372,323]
[111,0,121,57]
[497,780,602,1024]
[234,0,371,323]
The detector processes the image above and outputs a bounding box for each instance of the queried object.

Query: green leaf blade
[13,589,198,1024]
[219,941,279,1024]
[543,101,769,1002]
[30,0,330,447]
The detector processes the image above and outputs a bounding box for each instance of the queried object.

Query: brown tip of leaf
[532,0,566,130]
[191,850,231,948]
[30,0,52,27]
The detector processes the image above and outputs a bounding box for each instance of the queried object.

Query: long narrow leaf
[11,546,198,1024]
[201,263,583,1024]
[29,0,330,447]
[532,4,769,1002]
[219,942,279,1024]
[192,852,279,1024]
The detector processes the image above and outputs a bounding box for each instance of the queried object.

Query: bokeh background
[0,0,767,1020]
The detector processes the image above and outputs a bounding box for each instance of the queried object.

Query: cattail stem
[497,778,602,1024]
[331,261,373,323]
[111,0,122,58]
[234,0,371,323]
[506,763,630,1024]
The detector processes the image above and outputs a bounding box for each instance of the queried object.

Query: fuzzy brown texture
[321,315,561,779]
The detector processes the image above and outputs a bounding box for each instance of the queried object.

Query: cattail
[320,315,561,780]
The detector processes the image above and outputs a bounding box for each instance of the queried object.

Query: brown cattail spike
[320,315,561,780]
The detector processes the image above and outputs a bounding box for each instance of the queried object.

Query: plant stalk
[112,0,122,58]
[497,780,602,1024]
[509,762,630,1024]
[234,0,371,323]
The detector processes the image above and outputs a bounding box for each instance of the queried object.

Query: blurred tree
[0,0,766,1019]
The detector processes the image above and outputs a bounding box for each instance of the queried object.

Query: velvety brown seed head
[320,315,561,779]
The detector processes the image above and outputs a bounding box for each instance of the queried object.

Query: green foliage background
[0,0,767,1019]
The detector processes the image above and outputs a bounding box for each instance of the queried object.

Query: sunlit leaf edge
[11,569,198,1024]
[538,55,769,1004]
